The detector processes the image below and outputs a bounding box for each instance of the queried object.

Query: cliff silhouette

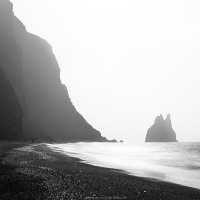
[145,114,178,142]
[0,0,107,141]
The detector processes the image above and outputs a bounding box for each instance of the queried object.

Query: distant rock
[107,139,118,143]
[145,114,178,142]
[120,140,123,143]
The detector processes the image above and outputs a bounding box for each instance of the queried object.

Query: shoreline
[0,142,200,199]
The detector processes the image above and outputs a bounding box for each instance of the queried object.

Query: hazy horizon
[11,0,200,142]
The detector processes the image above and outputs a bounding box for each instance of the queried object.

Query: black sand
[0,143,200,200]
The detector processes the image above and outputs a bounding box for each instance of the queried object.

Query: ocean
[48,142,200,189]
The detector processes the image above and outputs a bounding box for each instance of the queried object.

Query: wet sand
[0,142,200,200]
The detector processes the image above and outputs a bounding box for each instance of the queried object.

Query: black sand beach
[0,143,200,200]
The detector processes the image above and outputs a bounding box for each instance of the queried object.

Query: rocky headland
[0,0,107,141]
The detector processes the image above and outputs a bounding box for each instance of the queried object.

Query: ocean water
[48,142,200,189]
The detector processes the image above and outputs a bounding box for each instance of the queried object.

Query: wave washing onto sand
[47,142,200,189]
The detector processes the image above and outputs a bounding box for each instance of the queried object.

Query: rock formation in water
[0,0,107,141]
[145,114,178,142]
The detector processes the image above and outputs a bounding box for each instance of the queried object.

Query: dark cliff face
[0,69,23,139]
[145,114,178,142]
[0,0,107,141]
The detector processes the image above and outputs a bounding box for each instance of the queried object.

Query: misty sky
[11,0,200,141]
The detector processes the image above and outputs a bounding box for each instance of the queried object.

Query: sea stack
[145,114,178,142]
[0,0,107,141]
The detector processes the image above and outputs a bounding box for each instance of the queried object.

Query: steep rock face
[165,114,177,141]
[0,0,107,141]
[145,114,178,142]
[0,69,23,139]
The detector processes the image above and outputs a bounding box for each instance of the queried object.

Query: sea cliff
[0,0,107,141]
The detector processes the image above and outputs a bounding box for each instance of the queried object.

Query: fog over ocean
[48,142,200,189]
